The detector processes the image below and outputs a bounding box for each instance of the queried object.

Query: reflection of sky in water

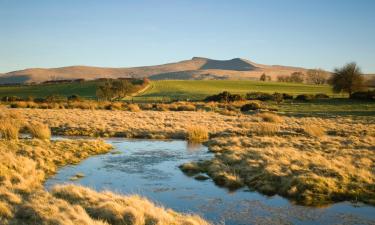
[45,138,375,225]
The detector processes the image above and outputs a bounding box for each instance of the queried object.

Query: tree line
[259,62,371,97]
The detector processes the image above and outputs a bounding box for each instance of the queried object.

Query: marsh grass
[257,112,284,123]
[303,124,326,137]
[186,125,209,142]
[0,137,210,225]
[27,122,51,140]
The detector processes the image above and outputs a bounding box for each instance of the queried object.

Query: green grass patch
[135,80,340,101]
[0,81,99,99]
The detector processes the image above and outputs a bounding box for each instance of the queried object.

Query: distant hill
[0,57,308,84]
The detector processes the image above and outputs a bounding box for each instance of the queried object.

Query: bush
[186,125,209,142]
[245,92,273,101]
[240,102,261,112]
[282,93,293,100]
[205,91,243,102]
[27,122,51,140]
[350,91,375,101]
[295,94,315,101]
[314,93,330,99]
[67,94,82,101]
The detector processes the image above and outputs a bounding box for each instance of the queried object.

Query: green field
[0,81,98,99]
[134,80,341,101]
[0,80,340,101]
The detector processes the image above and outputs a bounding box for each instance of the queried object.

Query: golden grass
[127,103,141,112]
[0,112,23,140]
[186,125,209,142]
[26,121,51,140]
[5,108,375,206]
[0,130,210,224]
[257,112,284,123]
[302,124,326,137]
[51,185,210,225]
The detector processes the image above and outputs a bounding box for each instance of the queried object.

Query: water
[45,138,375,225]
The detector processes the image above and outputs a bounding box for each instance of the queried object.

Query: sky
[0,0,374,73]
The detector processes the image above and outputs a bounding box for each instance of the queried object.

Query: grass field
[0,81,99,99]
[0,80,340,101]
[135,80,341,101]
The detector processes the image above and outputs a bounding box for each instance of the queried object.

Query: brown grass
[186,125,209,142]
[5,108,375,206]
[257,112,284,123]
[303,124,326,137]
[27,122,51,140]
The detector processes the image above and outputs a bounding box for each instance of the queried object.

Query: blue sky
[1,0,374,73]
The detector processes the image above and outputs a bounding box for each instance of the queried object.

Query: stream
[45,138,375,225]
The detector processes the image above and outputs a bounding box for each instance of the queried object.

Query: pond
[45,138,375,225]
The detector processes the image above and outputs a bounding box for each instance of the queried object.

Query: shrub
[205,91,243,102]
[176,104,196,111]
[314,93,330,99]
[67,94,82,101]
[282,93,294,100]
[240,102,261,112]
[245,92,273,101]
[186,125,209,142]
[272,92,284,103]
[295,94,314,101]
[350,90,375,101]
[27,122,51,140]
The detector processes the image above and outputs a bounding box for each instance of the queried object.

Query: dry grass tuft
[303,124,326,137]
[27,122,51,140]
[51,184,210,225]
[186,125,209,142]
[252,122,280,135]
[257,112,284,123]
[127,104,141,112]
[0,112,23,140]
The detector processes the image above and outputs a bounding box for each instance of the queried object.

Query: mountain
[0,57,308,84]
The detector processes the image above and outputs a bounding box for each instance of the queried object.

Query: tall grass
[27,122,51,140]
[186,125,209,142]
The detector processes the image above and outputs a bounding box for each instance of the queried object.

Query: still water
[45,138,375,225]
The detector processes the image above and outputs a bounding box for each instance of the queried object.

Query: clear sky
[1,0,374,73]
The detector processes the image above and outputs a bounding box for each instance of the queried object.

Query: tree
[329,62,365,97]
[289,72,304,83]
[306,69,328,85]
[260,73,267,81]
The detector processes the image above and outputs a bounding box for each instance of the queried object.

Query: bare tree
[306,69,329,85]
[260,73,267,81]
[290,72,304,83]
[329,62,365,97]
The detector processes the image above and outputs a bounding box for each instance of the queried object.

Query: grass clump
[27,122,51,140]
[303,124,326,137]
[257,112,284,123]
[51,184,210,225]
[186,125,209,142]
[0,112,23,140]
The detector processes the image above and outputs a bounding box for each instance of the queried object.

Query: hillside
[0,57,307,84]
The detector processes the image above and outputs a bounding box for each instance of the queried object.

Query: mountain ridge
[0,57,308,84]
